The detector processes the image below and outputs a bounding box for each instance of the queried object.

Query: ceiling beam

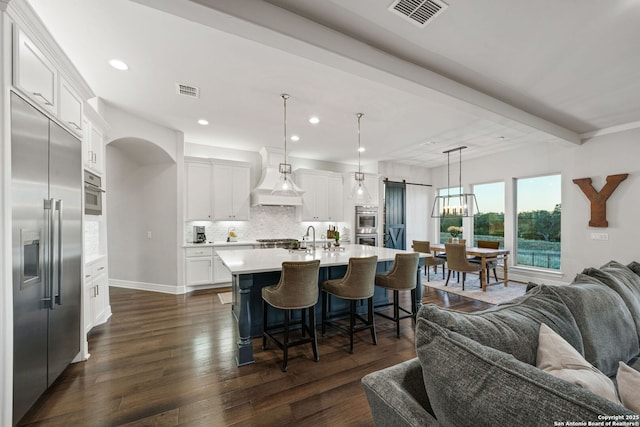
[133,0,581,146]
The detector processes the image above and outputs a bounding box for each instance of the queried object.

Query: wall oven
[84,170,104,215]
[355,206,379,246]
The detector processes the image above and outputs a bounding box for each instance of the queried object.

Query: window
[472,182,505,247]
[438,187,462,242]
[516,175,561,270]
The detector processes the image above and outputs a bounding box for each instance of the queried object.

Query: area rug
[217,291,233,305]
[423,272,527,305]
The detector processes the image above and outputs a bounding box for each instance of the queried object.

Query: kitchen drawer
[186,247,213,257]
[85,257,107,281]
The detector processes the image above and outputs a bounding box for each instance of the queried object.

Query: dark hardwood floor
[19,284,492,426]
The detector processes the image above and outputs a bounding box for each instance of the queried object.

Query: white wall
[429,130,640,284]
[106,144,179,289]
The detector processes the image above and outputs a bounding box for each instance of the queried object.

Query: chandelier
[431,146,479,217]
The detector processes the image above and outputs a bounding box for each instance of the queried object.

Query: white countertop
[183,241,258,248]
[217,244,431,275]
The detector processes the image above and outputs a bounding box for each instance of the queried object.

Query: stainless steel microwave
[84,170,104,215]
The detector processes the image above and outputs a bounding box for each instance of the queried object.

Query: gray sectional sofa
[362,260,640,426]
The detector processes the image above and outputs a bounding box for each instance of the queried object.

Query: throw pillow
[415,318,635,426]
[628,261,640,277]
[537,323,621,405]
[618,361,640,413]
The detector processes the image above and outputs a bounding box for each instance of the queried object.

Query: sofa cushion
[582,261,640,341]
[415,318,635,426]
[628,261,640,277]
[417,285,583,365]
[618,361,640,413]
[537,323,620,404]
[544,282,640,377]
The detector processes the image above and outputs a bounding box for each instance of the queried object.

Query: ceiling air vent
[176,83,200,98]
[388,0,448,27]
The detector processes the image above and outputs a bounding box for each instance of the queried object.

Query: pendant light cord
[281,93,289,165]
[356,113,363,174]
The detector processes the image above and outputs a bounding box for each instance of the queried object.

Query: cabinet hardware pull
[32,92,53,106]
[68,121,81,130]
[97,267,105,271]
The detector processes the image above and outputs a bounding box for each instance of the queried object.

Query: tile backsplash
[185,205,350,243]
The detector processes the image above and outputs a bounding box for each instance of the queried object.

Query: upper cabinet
[14,28,57,115]
[212,163,250,221]
[59,77,83,137]
[82,101,109,175]
[185,161,213,221]
[295,169,343,222]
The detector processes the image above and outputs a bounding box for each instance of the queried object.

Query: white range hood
[251,147,304,206]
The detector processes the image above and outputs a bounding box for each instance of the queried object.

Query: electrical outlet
[590,232,608,241]
[147,231,152,239]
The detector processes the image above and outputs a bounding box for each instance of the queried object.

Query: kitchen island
[217,244,431,366]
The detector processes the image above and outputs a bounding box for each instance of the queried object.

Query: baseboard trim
[109,279,187,295]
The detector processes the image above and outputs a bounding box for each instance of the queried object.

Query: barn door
[384,181,406,250]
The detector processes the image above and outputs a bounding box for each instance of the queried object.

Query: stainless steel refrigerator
[11,92,82,424]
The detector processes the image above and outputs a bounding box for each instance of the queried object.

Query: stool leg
[411,288,417,324]
[262,300,268,350]
[321,291,327,337]
[282,309,290,372]
[427,265,430,281]
[309,306,319,362]
[368,296,377,345]
[445,270,452,286]
[349,300,356,353]
[300,308,306,338]
[394,290,400,338]
[442,265,445,280]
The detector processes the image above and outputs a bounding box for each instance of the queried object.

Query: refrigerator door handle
[55,199,63,306]
[43,198,54,309]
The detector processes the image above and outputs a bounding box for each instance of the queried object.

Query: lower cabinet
[84,257,111,335]
[185,247,213,286]
[185,245,255,287]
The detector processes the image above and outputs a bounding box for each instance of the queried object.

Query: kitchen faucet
[304,225,316,252]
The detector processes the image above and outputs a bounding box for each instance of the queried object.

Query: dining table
[430,243,510,292]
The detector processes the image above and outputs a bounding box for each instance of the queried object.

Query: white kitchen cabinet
[83,257,110,335]
[212,163,250,221]
[14,28,57,114]
[185,246,213,286]
[295,169,343,221]
[185,161,212,220]
[59,77,83,137]
[82,118,104,174]
[327,175,344,221]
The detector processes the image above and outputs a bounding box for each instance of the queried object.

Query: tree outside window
[473,182,505,247]
[516,175,561,270]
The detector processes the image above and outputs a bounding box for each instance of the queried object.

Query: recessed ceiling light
[291,135,300,142]
[197,119,209,126]
[358,147,365,152]
[309,116,320,124]
[108,59,129,71]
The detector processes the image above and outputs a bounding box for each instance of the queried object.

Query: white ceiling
[27,0,640,169]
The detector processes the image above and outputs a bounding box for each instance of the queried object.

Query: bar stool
[321,256,378,353]
[262,260,321,372]
[412,240,445,281]
[374,253,420,338]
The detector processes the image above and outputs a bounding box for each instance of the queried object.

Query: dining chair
[262,260,321,372]
[411,240,445,281]
[444,243,481,290]
[469,240,500,283]
[321,256,378,353]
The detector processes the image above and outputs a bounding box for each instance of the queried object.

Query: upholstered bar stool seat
[412,240,445,281]
[321,256,378,353]
[262,260,321,372]
[374,253,420,338]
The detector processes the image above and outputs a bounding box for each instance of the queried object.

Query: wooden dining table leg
[480,256,487,292]
[503,254,509,287]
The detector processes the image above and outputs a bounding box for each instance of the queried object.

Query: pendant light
[431,146,479,217]
[272,93,299,196]
[349,113,371,204]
